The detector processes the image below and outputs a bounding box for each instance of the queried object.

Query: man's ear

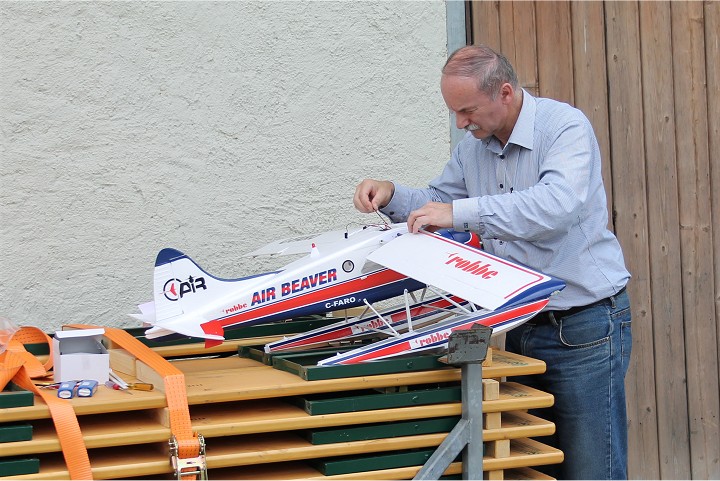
[499,83,515,104]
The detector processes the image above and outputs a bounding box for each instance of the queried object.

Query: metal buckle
[169,433,208,480]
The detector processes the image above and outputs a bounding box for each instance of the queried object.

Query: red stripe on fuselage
[201,269,406,336]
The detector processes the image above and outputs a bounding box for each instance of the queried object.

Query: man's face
[440,75,509,140]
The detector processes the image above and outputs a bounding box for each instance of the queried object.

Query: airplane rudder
[151,248,206,320]
[155,248,189,267]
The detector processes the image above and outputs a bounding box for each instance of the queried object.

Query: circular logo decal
[163,278,181,301]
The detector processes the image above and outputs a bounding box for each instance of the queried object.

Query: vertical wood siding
[468,1,719,478]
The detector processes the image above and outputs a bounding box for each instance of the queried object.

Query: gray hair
[442,45,519,99]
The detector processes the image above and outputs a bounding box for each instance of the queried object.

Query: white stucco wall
[1,1,453,333]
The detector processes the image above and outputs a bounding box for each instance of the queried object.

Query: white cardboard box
[53,328,110,382]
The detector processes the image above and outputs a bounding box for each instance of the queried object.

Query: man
[353,45,632,480]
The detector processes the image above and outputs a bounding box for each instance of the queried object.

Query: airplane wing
[144,318,224,341]
[366,230,564,311]
[243,229,350,257]
[244,224,404,257]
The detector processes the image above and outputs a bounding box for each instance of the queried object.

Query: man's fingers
[353,182,375,213]
[407,211,425,233]
[354,179,394,214]
[407,202,453,233]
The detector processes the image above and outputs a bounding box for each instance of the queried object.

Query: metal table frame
[413,324,492,480]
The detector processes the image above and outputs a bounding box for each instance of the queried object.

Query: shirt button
[499,154,505,159]
[499,241,504,245]
[389,211,395,215]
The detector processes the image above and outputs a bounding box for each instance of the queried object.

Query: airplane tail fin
[145,248,273,337]
[152,248,202,323]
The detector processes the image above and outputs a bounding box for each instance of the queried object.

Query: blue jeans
[505,289,632,480]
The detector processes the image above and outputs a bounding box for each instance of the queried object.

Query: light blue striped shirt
[382,90,630,310]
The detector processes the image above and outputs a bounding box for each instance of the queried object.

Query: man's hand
[407,202,453,233]
[353,179,395,213]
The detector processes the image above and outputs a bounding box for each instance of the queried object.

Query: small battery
[76,380,98,398]
[57,382,76,399]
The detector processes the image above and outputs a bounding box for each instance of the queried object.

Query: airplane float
[132,223,565,365]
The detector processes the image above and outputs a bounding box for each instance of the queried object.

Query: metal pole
[462,362,484,479]
[413,324,492,480]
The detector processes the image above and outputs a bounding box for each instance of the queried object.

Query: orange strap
[68,324,200,478]
[0,327,93,480]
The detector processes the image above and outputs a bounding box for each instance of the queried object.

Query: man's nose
[454,112,468,129]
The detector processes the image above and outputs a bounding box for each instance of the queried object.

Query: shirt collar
[505,89,535,151]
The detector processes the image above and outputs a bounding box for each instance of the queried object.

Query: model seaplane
[132,223,565,364]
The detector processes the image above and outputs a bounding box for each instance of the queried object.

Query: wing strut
[403,290,414,333]
[426,285,475,315]
[362,299,401,337]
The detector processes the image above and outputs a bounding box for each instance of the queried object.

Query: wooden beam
[470,0,501,49]
[499,1,539,95]
[604,2,660,478]
[570,1,614,231]
[639,2,691,477]
[705,0,720,450]
[536,1,574,104]
[704,1,720,478]
[671,2,720,479]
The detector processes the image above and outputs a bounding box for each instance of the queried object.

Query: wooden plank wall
[468,1,720,479]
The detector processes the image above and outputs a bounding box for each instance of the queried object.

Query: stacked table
[1,337,562,480]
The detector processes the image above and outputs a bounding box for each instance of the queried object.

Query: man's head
[441,45,522,144]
